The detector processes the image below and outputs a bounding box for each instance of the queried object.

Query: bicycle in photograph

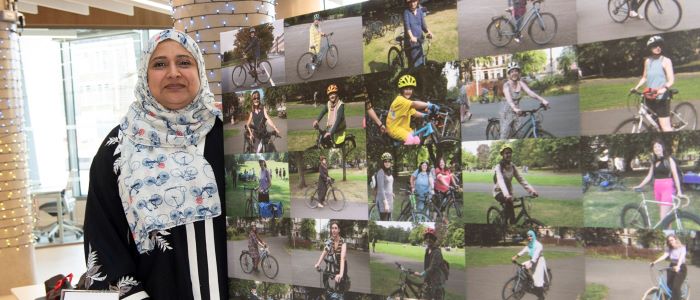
[486,104,554,140]
[369,104,460,148]
[582,170,627,193]
[613,89,697,134]
[387,35,431,70]
[608,0,682,31]
[395,188,432,222]
[243,186,259,218]
[502,260,552,300]
[239,245,280,279]
[620,188,700,230]
[231,55,272,88]
[243,126,281,154]
[486,0,558,48]
[386,262,427,300]
[304,178,347,212]
[642,266,690,300]
[435,185,464,220]
[312,261,347,300]
[487,195,545,229]
[306,124,357,154]
[363,20,385,44]
[297,32,339,80]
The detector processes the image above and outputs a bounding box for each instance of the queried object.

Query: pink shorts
[654,178,675,207]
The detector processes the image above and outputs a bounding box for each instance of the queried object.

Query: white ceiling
[17,0,172,16]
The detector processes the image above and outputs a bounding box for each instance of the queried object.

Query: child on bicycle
[493,144,539,224]
[312,84,347,147]
[243,27,260,80]
[650,234,687,300]
[511,230,548,300]
[248,224,267,272]
[413,228,446,300]
[403,0,433,67]
[631,35,675,132]
[386,74,440,145]
[507,0,527,42]
[246,91,281,153]
[500,62,550,139]
[309,13,326,64]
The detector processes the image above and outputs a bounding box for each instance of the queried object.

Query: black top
[251,109,267,135]
[653,158,673,179]
[83,118,227,300]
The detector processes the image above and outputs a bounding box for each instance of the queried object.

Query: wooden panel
[23,5,172,29]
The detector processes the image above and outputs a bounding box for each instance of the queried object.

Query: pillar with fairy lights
[0,2,36,294]
[172,0,276,104]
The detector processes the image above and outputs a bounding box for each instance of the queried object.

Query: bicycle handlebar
[394,262,416,274]
[243,186,259,191]
[518,104,549,115]
[675,194,691,208]
[629,88,679,96]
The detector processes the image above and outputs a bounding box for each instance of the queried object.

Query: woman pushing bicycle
[246,91,280,153]
[500,62,550,139]
[403,0,433,68]
[317,155,331,208]
[650,234,687,300]
[631,35,676,132]
[494,144,539,224]
[386,75,440,145]
[257,158,272,202]
[312,83,347,148]
[248,224,267,272]
[511,230,548,300]
[413,228,446,300]
[375,152,395,221]
[314,221,350,292]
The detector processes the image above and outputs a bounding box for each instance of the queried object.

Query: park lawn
[462,170,581,187]
[290,167,368,203]
[225,160,290,218]
[370,260,463,300]
[581,283,608,300]
[541,83,578,97]
[287,101,365,120]
[580,72,700,112]
[463,192,584,227]
[362,8,458,73]
[583,188,700,230]
[224,128,240,139]
[465,247,581,268]
[288,128,366,152]
[375,241,465,270]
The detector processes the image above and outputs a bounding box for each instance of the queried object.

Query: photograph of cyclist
[220,20,286,92]
[312,84,347,149]
[224,88,288,155]
[369,221,466,299]
[291,219,370,294]
[581,131,700,229]
[245,90,282,154]
[466,225,584,300]
[579,30,700,136]
[284,7,363,84]
[585,229,698,300]
[457,0,576,59]
[224,153,290,218]
[411,161,436,214]
[361,0,457,73]
[227,278,292,299]
[289,149,369,220]
[577,0,700,44]
[458,47,580,141]
[375,152,396,221]
[227,218,293,284]
[462,139,583,227]
[387,74,440,145]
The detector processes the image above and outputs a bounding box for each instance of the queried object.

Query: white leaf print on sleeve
[85,244,108,288]
[110,276,139,296]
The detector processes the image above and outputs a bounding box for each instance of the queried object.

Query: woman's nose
[166,63,181,78]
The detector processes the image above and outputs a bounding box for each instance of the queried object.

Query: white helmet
[507,61,521,74]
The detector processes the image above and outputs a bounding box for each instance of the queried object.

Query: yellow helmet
[398,75,417,89]
[327,84,339,95]
[499,143,513,154]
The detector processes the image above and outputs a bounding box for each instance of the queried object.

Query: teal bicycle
[642,266,689,300]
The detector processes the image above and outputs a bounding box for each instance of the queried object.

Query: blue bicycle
[643,266,690,300]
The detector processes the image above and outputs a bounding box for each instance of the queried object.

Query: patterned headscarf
[113,29,222,253]
[527,230,537,257]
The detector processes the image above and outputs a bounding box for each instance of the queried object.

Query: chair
[36,180,83,243]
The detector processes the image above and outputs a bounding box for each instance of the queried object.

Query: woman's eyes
[151,59,194,69]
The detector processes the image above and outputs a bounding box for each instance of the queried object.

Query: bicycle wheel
[245,200,254,217]
[528,12,558,45]
[369,203,380,220]
[660,210,700,230]
[502,276,526,300]
[620,203,650,228]
[261,255,279,279]
[256,60,272,84]
[408,212,431,223]
[487,206,504,225]
[672,102,698,131]
[327,188,346,211]
[613,117,651,134]
[645,0,682,31]
[437,137,461,148]
[240,252,254,274]
[532,129,555,139]
[387,46,404,70]
[231,65,247,88]
[486,120,501,140]
[447,197,463,219]
[487,17,514,48]
[326,45,339,69]
[297,52,316,80]
[397,200,411,221]
[642,287,665,300]
[608,0,631,23]
[305,186,320,209]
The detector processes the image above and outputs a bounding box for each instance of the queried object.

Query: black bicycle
[502,260,552,300]
[387,35,431,70]
[396,188,432,222]
[305,178,347,212]
[243,186,259,218]
[312,260,348,300]
[386,262,426,300]
[306,124,357,153]
[608,0,682,31]
[244,126,280,154]
[487,195,545,229]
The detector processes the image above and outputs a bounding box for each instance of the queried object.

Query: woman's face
[501,149,513,161]
[147,40,200,110]
[420,163,428,172]
[252,94,260,106]
[331,223,340,237]
[668,236,678,248]
[383,160,392,168]
[653,142,664,157]
[407,0,418,10]
[509,69,521,81]
[650,45,662,55]
[439,159,445,169]
[328,93,338,103]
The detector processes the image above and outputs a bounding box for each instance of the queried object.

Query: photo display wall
[221,1,700,299]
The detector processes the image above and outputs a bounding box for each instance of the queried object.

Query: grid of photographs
[221,0,700,299]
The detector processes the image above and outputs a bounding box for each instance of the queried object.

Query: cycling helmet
[647,35,664,47]
[499,143,513,154]
[423,227,437,239]
[381,152,393,162]
[398,74,417,89]
[327,84,339,95]
[314,13,321,20]
[507,62,521,74]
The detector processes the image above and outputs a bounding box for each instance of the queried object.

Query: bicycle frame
[504,1,545,34]
[315,35,333,64]
[634,192,686,229]
[392,263,424,299]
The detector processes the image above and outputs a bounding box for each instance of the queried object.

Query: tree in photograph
[231,23,275,61]
[512,50,548,76]
[476,143,491,170]
[300,219,317,241]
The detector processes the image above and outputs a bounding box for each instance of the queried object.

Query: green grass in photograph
[287,128,366,152]
[226,160,290,218]
[541,83,578,97]
[370,260,462,300]
[581,283,609,300]
[374,241,465,270]
[463,192,583,227]
[462,170,581,187]
[224,128,240,139]
[286,101,365,120]
[465,247,580,268]
[580,73,700,112]
[290,167,368,203]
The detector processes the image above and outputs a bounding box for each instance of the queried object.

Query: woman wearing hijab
[376,152,395,220]
[83,29,227,300]
[512,230,549,300]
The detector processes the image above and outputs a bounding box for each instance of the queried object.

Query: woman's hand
[657,87,668,97]
[334,273,343,283]
[541,99,550,107]
[410,36,418,44]
[511,255,518,262]
[528,188,539,197]
[312,120,319,129]
[314,263,319,270]
[383,200,389,210]
[674,265,681,273]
